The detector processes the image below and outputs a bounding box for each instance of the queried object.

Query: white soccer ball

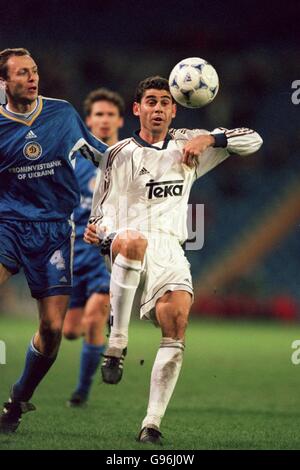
[168,57,219,108]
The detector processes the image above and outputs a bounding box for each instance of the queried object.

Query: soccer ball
[168,57,219,108]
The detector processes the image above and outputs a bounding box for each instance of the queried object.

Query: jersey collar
[0,96,43,126]
[132,129,173,150]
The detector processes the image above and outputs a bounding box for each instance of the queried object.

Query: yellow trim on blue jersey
[0,96,43,126]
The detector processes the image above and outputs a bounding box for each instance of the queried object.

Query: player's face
[133,89,176,136]
[86,100,123,142]
[4,55,39,104]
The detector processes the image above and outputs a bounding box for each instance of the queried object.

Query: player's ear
[133,102,140,117]
[172,102,177,119]
[0,78,7,90]
[118,116,124,129]
[0,79,7,103]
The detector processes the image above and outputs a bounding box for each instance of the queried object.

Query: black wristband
[212,132,227,148]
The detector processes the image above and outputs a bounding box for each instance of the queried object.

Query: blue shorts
[69,236,110,309]
[0,219,74,299]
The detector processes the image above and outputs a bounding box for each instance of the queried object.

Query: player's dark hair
[0,48,31,79]
[134,76,174,103]
[83,88,125,117]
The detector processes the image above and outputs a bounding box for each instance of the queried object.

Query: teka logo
[146,179,184,199]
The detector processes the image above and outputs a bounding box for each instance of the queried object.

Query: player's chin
[151,122,166,132]
[98,129,111,138]
[24,92,38,102]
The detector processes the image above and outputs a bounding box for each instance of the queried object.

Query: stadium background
[1,0,300,451]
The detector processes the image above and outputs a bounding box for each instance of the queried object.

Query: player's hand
[182,135,215,167]
[84,224,100,245]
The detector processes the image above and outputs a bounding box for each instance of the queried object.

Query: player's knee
[63,328,80,340]
[39,318,63,344]
[119,233,148,260]
[62,308,84,340]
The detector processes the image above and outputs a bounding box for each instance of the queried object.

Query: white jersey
[91,127,263,244]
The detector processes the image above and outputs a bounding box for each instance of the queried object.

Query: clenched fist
[84,224,100,245]
[182,134,215,167]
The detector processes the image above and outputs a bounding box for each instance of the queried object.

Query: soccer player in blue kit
[0,48,107,432]
[63,89,124,407]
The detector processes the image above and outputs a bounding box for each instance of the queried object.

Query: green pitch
[0,315,300,450]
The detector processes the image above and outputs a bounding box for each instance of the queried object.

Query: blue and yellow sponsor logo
[23,141,43,160]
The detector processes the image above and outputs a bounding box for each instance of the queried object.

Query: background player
[0,48,107,433]
[85,76,263,444]
[63,89,124,406]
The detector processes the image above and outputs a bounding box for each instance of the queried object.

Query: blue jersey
[73,154,97,238]
[0,96,107,221]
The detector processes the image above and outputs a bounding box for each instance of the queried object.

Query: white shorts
[107,230,194,324]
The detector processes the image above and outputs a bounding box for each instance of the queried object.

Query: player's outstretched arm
[181,126,263,178]
[217,127,263,156]
[183,127,263,160]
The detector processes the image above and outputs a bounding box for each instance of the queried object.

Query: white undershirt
[154,140,164,149]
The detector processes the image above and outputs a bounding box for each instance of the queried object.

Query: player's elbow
[239,132,263,156]
[254,133,263,152]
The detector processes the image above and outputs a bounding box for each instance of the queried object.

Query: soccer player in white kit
[84,76,263,444]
